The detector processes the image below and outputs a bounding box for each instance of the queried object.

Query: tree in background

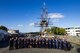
[44,27,66,35]
[0,25,8,31]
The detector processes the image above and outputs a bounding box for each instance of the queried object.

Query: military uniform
[63,40,67,51]
[45,39,48,48]
[14,37,18,49]
[67,42,72,51]
[42,39,45,48]
[48,39,51,48]
[9,38,14,50]
[51,39,55,48]
[26,38,29,48]
[24,38,27,48]
[58,39,62,49]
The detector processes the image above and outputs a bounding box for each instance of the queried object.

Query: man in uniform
[39,38,41,48]
[42,38,45,48]
[26,38,29,48]
[53,38,56,49]
[51,38,55,48]
[9,37,14,50]
[45,38,48,48]
[32,38,35,48]
[48,38,51,48]
[55,38,59,49]
[24,38,27,48]
[30,38,32,48]
[14,37,18,49]
[58,39,62,49]
[63,39,67,51]
[20,38,24,48]
[28,38,30,48]
[67,42,72,51]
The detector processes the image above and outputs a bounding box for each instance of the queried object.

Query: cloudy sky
[0,0,80,32]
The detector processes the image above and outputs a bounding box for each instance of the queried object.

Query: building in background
[8,30,19,34]
[8,30,19,37]
[65,27,80,36]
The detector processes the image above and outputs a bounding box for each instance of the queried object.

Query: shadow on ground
[0,40,9,48]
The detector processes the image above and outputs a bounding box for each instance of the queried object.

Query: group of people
[9,36,72,51]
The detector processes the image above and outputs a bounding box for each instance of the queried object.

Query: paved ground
[0,47,78,53]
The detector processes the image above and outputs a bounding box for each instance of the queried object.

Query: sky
[0,0,80,32]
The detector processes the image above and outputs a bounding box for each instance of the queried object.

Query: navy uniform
[48,39,51,48]
[17,38,20,49]
[58,39,60,49]
[32,39,34,48]
[54,39,56,49]
[55,39,59,49]
[63,40,67,51]
[19,38,22,48]
[21,38,24,48]
[51,39,53,48]
[58,39,62,49]
[52,38,55,48]
[9,37,14,50]
[24,38,27,48]
[45,39,48,48]
[33,38,36,48]
[60,39,64,50]
[28,38,30,48]
[35,39,38,48]
[38,39,41,48]
[67,42,72,51]
[14,37,18,49]
[32,38,35,48]
[44,39,46,48]
[37,39,39,48]
[26,38,29,48]
[30,38,33,48]
[42,39,45,48]
[41,38,43,48]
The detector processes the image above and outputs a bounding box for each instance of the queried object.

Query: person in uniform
[32,38,34,48]
[44,38,46,48]
[48,38,51,48]
[55,38,59,49]
[31,38,34,48]
[39,38,42,48]
[20,38,24,48]
[28,38,30,48]
[53,38,56,49]
[26,38,29,48]
[17,37,20,49]
[30,38,33,48]
[63,39,67,51]
[45,38,48,48]
[51,38,53,48]
[51,38,55,49]
[9,37,14,50]
[24,38,27,48]
[58,39,62,49]
[37,38,39,48]
[33,38,36,48]
[60,39,64,50]
[14,37,18,49]
[18,37,22,48]
[42,38,45,48]
[35,38,38,48]
[40,38,42,48]
[67,42,72,51]
[57,38,60,49]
